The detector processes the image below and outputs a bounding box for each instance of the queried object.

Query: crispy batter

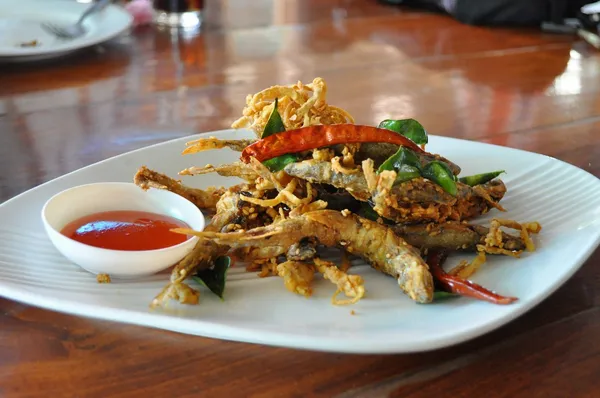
[250,257,279,278]
[239,179,315,209]
[523,222,542,234]
[477,244,521,258]
[288,200,328,217]
[480,218,541,257]
[96,274,111,284]
[448,251,487,279]
[331,156,360,175]
[314,258,365,305]
[154,282,200,306]
[313,148,335,162]
[231,78,355,136]
[521,224,539,252]
[342,144,359,168]
[277,261,315,297]
[363,159,378,193]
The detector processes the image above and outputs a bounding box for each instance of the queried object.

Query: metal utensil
[42,0,111,40]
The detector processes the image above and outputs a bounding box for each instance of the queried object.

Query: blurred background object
[125,0,154,26]
[379,0,596,27]
[153,0,204,28]
[379,0,600,50]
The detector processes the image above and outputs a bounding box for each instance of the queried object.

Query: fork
[41,0,111,40]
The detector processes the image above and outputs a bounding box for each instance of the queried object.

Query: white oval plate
[0,0,132,61]
[0,129,599,354]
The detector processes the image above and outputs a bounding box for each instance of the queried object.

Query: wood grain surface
[1,1,599,397]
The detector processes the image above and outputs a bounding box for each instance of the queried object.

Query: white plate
[1,129,599,354]
[0,0,132,61]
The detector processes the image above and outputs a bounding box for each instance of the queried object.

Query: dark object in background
[379,0,594,26]
[153,0,203,13]
[452,0,592,26]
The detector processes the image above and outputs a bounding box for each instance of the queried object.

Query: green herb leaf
[378,147,422,184]
[263,153,299,172]
[459,170,505,186]
[262,98,286,138]
[260,98,299,169]
[422,161,458,196]
[378,119,429,145]
[192,256,231,300]
[378,146,421,173]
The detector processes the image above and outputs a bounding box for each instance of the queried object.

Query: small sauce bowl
[41,182,205,278]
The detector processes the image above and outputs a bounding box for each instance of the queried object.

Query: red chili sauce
[60,210,190,251]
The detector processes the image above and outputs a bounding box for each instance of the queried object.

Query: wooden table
[1,1,599,397]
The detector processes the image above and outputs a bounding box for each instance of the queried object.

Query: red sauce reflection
[61,210,189,251]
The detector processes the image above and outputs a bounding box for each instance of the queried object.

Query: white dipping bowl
[41,182,205,278]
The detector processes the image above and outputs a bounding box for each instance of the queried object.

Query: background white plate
[1,129,599,354]
[0,0,132,61]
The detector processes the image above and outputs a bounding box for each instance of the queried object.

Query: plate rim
[1,129,599,354]
[0,0,133,58]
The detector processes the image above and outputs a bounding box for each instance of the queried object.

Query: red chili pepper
[426,250,518,305]
[240,124,425,163]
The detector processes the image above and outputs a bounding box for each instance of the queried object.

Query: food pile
[134,77,541,308]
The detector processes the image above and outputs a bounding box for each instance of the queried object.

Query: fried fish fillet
[176,210,434,304]
[134,166,225,209]
[284,159,506,223]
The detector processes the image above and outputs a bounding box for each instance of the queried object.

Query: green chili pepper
[377,118,428,145]
[192,256,231,300]
[394,164,422,183]
[422,161,458,196]
[433,291,459,301]
[359,202,396,225]
[459,170,505,186]
[359,202,380,221]
[416,290,459,304]
[261,98,299,171]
